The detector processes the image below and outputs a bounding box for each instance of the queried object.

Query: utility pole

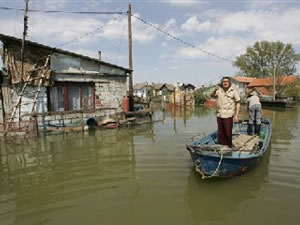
[273,61,281,101]
[19,0,29,122]
[21,0,29,78]
[273,65,276,101]
[128,4,134,111]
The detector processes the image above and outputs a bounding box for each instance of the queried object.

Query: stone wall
[36,109,117,131]
[95,77,126,111]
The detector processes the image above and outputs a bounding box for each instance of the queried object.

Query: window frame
[48,82,95,112]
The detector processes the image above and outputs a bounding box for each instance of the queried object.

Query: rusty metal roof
[232,76,256,83]
[0,33,131,73]
[247,75,298,87]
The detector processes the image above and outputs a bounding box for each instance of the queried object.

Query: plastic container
[259,130,265,140]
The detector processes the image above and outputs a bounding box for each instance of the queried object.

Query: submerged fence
[0,119,38,139]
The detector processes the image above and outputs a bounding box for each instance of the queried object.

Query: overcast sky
[0,0,300,86]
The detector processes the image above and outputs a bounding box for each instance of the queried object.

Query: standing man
[247,91,262,135]
[211,77,240,147]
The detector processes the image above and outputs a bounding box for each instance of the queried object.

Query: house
[152,83,165,96]
[0,33,131,135]
[231,76,255,101]
[250,87,270,97]
[161,84,175,102]
[150,83,175,102]
[247,75,298,98]
[133,82,152,99]
[161,84,175,95]
[178,83,196,92]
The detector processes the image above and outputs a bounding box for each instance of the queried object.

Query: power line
[14,14,127,64]
[132,14,234,63]
[54,14,126,49]
[0,6,126,14]
[115,18,127,65]
[1,5,235,63]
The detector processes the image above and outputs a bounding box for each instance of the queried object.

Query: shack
[0,33,131,136]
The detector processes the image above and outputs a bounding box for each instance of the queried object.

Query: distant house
[231,76,255,101]
[133,82,152,99]
[150,83,175,102]
[161,84,175,95]
[161,84,175,102]
[250,87,270,97]
[152,83,165,96]
[179,83,196,92]
[247,75,298,97]
[0,33,130,134]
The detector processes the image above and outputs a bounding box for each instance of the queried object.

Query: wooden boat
[260,99,296,108]
[186,119,272,179]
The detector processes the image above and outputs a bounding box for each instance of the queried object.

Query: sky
[0,0,300,87]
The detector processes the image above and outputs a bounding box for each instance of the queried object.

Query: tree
[234,41,300,77]
[194,85,214,105]
[281,78,300,100]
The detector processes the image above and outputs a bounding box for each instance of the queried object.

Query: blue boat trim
[186,119,272,178]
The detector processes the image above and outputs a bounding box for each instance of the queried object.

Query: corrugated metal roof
[0,33,131,73]
[152,83,165,90]
[165,84,175,91]
[133,82,150,90]
[247,75,298,87]
[232,76,255,83]
[254,87,270,96]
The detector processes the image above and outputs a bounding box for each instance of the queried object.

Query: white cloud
[180,8,300,49]
[161,41,169,47]
[167,0,203,7]
[168,36,250,60]
[162,18,183,38]
[247,0,277,9]
[165,18,177,28]
[161,6,300,72]
[42,0,68,10]
[131,14,158,43]
[181,16,211,32]
[170,65,181,70]
[100,13,157,43]
[0,12,158,47]
[73,48,98,59]
[28,15,104,44]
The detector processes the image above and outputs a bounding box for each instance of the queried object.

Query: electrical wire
[1,5,234,63]
[132,14,234,63]
[55,14,126,50]
[115,17,127,65]
[0,6,126,14]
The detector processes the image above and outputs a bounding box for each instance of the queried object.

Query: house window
[49,83,94,112]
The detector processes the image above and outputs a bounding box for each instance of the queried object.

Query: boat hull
[186,119,272,178]
[189,152,262,177]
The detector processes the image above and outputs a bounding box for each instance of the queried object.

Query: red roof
[254,87,270,96]
[247,75,298,87]
[232,76,255,83]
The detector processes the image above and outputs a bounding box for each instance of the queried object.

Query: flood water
[0,105,300,225]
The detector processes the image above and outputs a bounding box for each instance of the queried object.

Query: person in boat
[247,91,261,135]
[211,76,240,148]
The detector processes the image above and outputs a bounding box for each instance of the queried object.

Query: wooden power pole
[21,0,29,78]
[128,4,134,111]
[19,0,29,122]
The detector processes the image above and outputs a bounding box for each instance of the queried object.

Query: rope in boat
[195,148,224,179]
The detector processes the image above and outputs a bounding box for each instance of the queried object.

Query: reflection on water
[0,105,300,225]
[186,146,271,225]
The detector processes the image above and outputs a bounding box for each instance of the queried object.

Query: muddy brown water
[0,105,300,225]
